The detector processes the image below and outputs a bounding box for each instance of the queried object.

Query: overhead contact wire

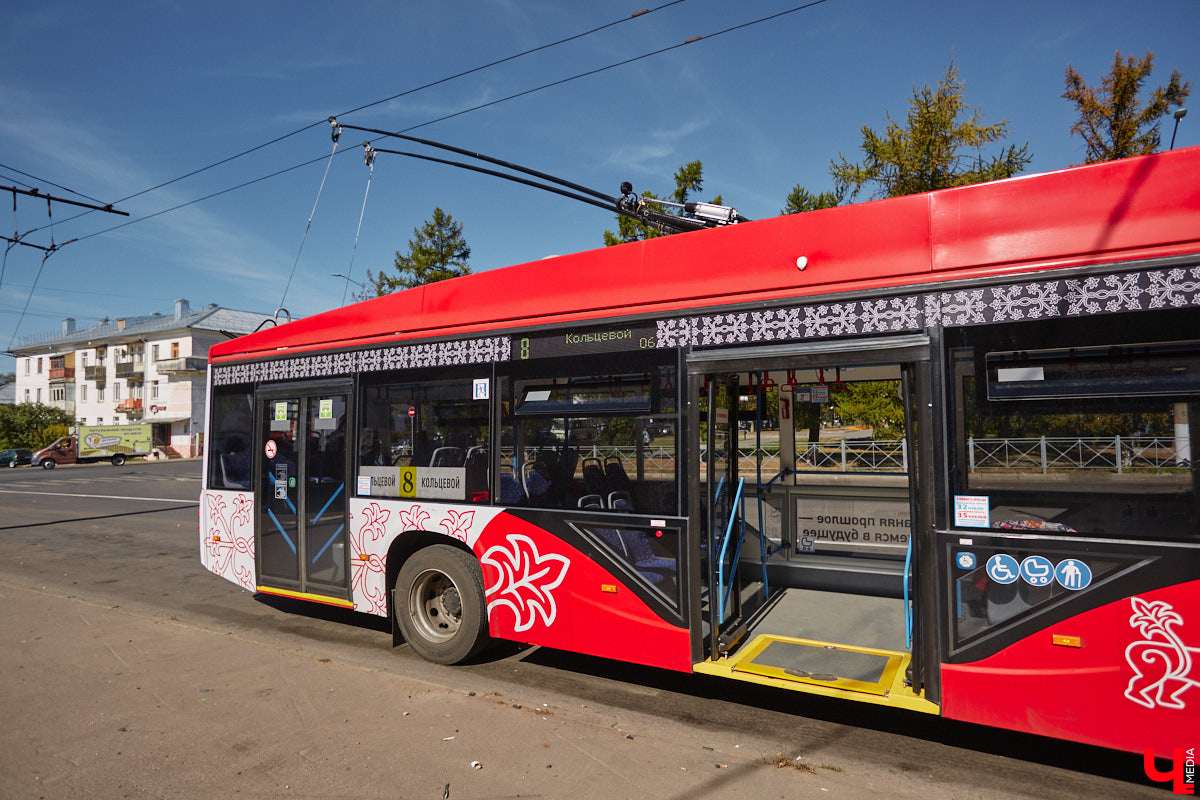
[279,133,340,308]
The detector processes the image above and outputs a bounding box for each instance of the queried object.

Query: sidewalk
[0,581,908,800]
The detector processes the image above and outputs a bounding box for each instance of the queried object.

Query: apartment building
[11,299,276,457]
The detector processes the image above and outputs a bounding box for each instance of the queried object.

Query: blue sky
[2,0,1197,373]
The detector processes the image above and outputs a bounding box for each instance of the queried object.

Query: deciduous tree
[0,402,74,449]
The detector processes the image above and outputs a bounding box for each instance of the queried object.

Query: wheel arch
[385,531,479,648]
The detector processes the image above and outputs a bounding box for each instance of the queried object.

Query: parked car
[0,448,34,467]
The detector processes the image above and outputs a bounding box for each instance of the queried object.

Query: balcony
[116,398,144,417]
[49,367,75,383]
[115,360,144,381]
[155,356,207,376]
[85,364,107,384]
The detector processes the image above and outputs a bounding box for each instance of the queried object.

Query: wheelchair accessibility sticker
[985,554,1019,584]
[985,553,1093,590]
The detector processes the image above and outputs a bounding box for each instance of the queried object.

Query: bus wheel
[394,545,489,665]
[111,453,126,466]
[42,460,55,470]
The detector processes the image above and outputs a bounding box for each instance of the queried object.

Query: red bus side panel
[941,579,1200,757]
[475,513,693,673]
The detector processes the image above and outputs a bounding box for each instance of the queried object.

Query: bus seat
[581,457,607,496]
[604,457,631,493]
[609,491,633,511]
[578,494,604,509]
[465,447,489,499]
[499,472,526,505]
[522,461,553,505]
[430,446,465,467]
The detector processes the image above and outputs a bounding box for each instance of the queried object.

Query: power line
[0,162,109,205]
[24,1,689,237]
[63,0,834,247]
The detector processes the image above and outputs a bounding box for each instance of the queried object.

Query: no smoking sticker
[265,440,277,459]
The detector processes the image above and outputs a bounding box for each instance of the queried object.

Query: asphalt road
[0,459,1166,798]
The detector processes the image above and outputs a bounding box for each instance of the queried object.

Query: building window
[114,383,121,401]
[24,389,30,402]
[151,381,159,400]
[81,384,88,403]
[24,358,30,375]
[151,344,159,362]
[36,357,42,374]
[98,386,105,403]
[36,388,42,403]
[170,341,180,358]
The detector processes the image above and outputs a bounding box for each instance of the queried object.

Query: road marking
[0,488,198,504]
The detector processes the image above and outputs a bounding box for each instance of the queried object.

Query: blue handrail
[717,477,745,620]
[903,528,914,649]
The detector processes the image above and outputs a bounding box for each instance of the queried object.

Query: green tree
[1063,50,1191,163]
[831,381,905,440]
[781,185,842,215]
[360,207,471,298]
[830,61,1031,200]
[0,402,74,449]
[604,160,723,245]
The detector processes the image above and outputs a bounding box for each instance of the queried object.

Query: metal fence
[506,435,1187,478]
[968,436,1186,473]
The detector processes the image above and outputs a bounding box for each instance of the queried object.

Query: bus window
[947,312,1200,541]
[358,374,490,503]
[501,360,678,516]
[207,386,253,490]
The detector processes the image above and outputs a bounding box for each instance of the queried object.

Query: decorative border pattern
[211,266,1200,384]
[212,335,510,386]
[656,266,1200,349]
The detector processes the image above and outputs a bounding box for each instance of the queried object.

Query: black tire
[394,544,489,665]
[42,459,56,470]
[111,453,126,466]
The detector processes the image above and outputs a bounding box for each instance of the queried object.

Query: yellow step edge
[257,585,354,609]
[694,634,940,715]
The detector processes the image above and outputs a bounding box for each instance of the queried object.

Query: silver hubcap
[407,568,463,643]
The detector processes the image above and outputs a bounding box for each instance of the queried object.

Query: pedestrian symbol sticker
[1020,555,1054,587]
[1055,559,1093,590]
[986,554,1019,584]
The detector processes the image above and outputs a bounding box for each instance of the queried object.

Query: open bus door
[689,334,941,713]
[254,381,353,605]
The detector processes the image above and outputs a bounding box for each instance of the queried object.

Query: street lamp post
[1170,108,1188,150]
[331,272,364,288]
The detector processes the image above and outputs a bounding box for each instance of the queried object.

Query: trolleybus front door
[689,335,938,709]
[256,388,351,600]
[704,374,746,648]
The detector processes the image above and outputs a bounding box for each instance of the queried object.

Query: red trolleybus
[201,146,1200,759]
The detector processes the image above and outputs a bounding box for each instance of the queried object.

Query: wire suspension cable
[279,126,340,309]
[44,0,828,246]
[24,2,689,236]
[341,148,376,306]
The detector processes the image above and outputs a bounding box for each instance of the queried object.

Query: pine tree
[829,61,1031,200]
[1063,50,1191,163]
[361,207,471,298]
